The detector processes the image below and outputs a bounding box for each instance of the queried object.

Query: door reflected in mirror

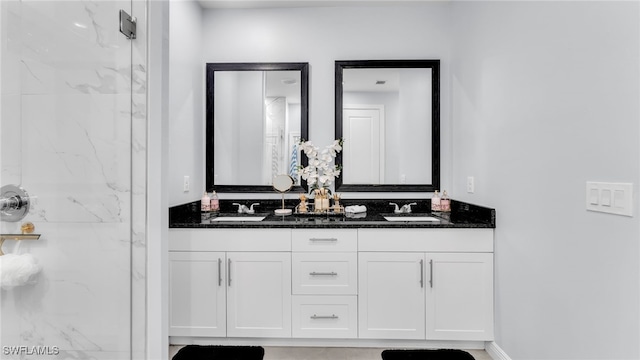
[335,60,440,192]
[206,63,309,192]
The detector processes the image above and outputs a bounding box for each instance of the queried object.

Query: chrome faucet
[233,203,250,214]
[389,203,400,213]
[233,203,260,214]
[247,203,260,214]
[399,202,417,214]
[390,202,417,214]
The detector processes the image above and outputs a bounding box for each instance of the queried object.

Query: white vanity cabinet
[168,225,495,344]
[426,252,493,340]
[358,252,427,339]
[291,229,358,338]
[168,229,292,338]
[169,251,226,337]
[358,228,494,341]
[226,251,292,337]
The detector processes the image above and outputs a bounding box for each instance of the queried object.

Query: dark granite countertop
[169,198,495,229]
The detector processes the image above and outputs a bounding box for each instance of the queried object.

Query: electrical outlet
[467,176,475,193]
[400,174,406,184]
[183,176,190,192]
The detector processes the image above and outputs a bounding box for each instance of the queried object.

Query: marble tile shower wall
[1,1,147,359]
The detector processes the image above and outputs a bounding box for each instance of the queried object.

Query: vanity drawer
[292,295,358,338]
[292,253,357,295]
[169,229,291,251]
[292,229,357,252]
[357,228,494,252]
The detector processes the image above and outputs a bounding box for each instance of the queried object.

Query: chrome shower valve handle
[0,185,33,222]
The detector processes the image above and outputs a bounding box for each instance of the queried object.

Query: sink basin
[210,216,266,222]
[383,216,440,222]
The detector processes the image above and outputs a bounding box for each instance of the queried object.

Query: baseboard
[485,342,512,360]
[170,336,485,350]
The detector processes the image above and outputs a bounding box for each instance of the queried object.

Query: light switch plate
[601,189,612,207]
[467,176,475,193]
[586,182,633,216]
[589,188,599,205]
[183,176,190,192]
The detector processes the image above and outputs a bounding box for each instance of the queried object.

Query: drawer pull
[310,314,339,320]
[309,271,338,276]
[309,238,338,242]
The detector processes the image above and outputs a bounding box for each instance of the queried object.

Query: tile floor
[169,345,493,360]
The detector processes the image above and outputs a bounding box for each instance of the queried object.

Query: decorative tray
[294,206,345,217]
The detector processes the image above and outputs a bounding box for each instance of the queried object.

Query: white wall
[450,2,640,359]
[168,0,204,206]
[198,4,452,199]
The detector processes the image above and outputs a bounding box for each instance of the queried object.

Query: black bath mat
[172,345,264,360]
[382,349,475,360]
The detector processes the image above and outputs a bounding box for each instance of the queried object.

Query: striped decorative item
[289,143,298,178]
[272,145,279,179]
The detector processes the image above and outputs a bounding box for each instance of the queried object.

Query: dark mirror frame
[335,60,440,192]
[206,62,309,193]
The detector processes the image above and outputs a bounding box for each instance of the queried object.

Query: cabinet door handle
[310,314,338,320]
[420,259,424,288]
[228,258,232,287]
[429,259,433,288]
[309,272,338,276]
[218,258,222,287]
[309,238,338,242]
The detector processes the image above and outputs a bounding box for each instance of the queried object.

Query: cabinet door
[358,252,426,339]
[426,252,494,341]
[169,251,226,337]
[226,252,292,338]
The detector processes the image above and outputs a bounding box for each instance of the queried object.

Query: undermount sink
[383,216,441,222]
[210,216,266,222]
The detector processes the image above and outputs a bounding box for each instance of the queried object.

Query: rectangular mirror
[335,60,440,192]
[206,63,309,192]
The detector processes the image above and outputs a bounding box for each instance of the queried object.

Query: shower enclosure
[1,1,147,359]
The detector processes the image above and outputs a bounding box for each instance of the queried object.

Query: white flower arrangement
[297,139,343,192]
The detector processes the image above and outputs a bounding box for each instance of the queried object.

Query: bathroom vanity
[168,199,495,348]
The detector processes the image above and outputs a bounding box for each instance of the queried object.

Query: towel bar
[0,222,40,256]
[0,234,40,256]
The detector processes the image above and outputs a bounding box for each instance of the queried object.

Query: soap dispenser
[209,191,219,213]
[201,191,211,211]
[201,191,211,221]
[431,190,441,212]
[441,190,451,212]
